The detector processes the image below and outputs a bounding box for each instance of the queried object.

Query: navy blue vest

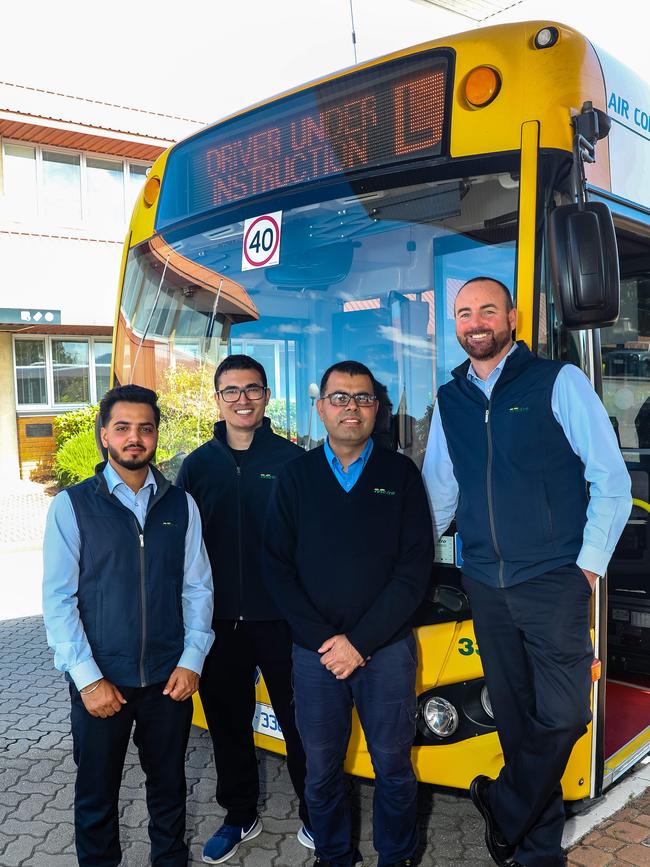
[66,463,189,687]
[437,342,588,587]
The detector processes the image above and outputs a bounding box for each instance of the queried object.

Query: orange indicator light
[143,176,161,207]
[465,66,501,108]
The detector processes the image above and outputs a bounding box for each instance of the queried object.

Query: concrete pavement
[1,477,649,865]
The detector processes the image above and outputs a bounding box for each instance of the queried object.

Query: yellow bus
[111,19,650,803]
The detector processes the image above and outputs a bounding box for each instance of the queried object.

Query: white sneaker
[297,824,316,849]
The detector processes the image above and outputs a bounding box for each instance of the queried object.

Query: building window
[0,140,150,230]
[87,157,124,227]
[14,336,112,410]
[42,150,82,225]
[15,339,47,405]
[127,164,149,215]
[52,339,90,404]
[1,144,37,220]
[93,341,112,399]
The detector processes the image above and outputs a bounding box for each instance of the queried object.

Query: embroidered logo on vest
[373,487,396,496]
[259,473,276,480]
[508,406,530,413]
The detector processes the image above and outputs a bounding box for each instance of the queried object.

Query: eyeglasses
[321,391,377,407]
[218,385,267,402]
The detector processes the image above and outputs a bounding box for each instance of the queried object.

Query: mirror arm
[570,101,612,211]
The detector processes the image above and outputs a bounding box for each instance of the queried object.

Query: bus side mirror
[549,202,619,329]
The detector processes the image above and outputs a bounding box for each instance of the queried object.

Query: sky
[1,0,647,124]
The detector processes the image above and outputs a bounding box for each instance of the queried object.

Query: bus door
[599,222,650,788]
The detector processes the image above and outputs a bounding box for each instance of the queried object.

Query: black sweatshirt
[176,418,301,623]
[263,444,434,658]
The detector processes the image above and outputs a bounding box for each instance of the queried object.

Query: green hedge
[53,428,100,487]
[53,405,98,449]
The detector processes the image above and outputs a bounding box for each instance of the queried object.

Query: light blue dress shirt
[42,462,215,690]
[324,436,374,491]
[422,344,632,577]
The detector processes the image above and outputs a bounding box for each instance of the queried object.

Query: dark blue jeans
[463,565,593,867]
[70,681,193,867]
[292,635,418,867]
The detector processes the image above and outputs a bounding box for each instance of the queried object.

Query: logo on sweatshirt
[259,473,276,480]
[508,406,529,413]
[373,487,396,496]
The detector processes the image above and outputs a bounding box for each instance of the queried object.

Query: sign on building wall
[0,308,61,325]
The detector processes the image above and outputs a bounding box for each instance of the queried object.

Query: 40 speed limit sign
[242,211,282,271]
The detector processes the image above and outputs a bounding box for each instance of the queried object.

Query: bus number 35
[458,637,480,656]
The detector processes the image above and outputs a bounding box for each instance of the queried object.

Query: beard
[107,443,154,471]
[459,329,512,360]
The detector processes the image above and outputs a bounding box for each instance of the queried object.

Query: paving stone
[607,820,650,843]
[616,843,650,865]
[568,847,615,866]
[0,834,38,866]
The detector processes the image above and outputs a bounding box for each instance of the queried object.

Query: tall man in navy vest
[264,360,433,867]
[423,278,631,867]
[43,384,215,867]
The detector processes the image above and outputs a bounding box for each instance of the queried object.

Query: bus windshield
[116,171,518,466]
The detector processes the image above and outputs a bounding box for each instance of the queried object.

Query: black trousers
[199,619,309,827]
[463,565,594,867]
[70,682,193,867]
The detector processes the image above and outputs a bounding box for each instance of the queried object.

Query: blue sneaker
[297,825,315,849]
[202,816,263,863]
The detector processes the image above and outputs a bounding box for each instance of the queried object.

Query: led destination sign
[157,51,449,228]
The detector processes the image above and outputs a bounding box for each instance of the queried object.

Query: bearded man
[423,277,631,867]
[43,384,214,867]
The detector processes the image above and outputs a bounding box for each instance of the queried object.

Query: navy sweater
[263,445,434,658]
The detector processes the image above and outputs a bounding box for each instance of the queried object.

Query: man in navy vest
[423,278,631,867]
[43,384,214,867]
[264,361,433,867]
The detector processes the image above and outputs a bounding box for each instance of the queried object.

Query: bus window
[601,235,650,641]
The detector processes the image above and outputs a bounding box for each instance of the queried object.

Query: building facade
[0,81,205,479]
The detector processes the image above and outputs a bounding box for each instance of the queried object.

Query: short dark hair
[458,276,514,311]
[320,360,376,396]
[214,354,268,391]
[99,384,160,428]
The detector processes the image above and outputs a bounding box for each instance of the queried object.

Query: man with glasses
[176,355,311,864]
[263,360,433,867]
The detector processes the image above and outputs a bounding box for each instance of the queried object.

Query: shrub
[156,365,217,464]
[53,404,98,449]
[53,428,101,487]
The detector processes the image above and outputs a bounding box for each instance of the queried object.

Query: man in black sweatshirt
[176,355,310,865]
[264,360,434,867]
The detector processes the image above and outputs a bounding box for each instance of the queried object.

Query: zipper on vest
[485,403,505,587]
[135,521,147,687]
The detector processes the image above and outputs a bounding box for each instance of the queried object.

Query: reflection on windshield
[118,173,518,467]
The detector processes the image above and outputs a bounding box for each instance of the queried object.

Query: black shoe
[469,775,516,866]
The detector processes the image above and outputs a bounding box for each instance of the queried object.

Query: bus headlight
[422,697,459,737]
[480,685,494,719]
